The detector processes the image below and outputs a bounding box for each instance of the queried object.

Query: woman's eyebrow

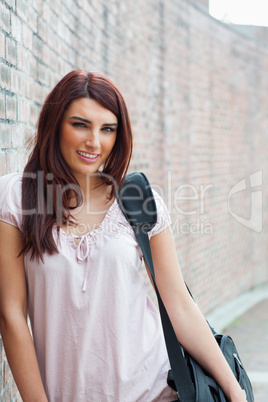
[69,116,118,126]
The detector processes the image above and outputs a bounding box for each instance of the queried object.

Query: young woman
[0,70,246,401]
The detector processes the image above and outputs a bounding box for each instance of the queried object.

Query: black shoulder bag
[116,172,254,402]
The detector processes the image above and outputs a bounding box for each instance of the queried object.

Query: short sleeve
[148,190,171,239]
[0,173,23,231]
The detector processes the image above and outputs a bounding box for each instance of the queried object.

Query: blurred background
[0,0,268,400]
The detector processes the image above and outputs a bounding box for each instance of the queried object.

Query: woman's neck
[75,173,105,200]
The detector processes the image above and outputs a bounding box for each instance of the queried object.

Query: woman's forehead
[65,98,118,123]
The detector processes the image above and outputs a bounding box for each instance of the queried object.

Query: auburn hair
[21,70,133,261]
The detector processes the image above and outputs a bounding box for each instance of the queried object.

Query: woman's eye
[72,122,87,128]
[102,127,115,133]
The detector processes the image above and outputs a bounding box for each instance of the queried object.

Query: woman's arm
[148,226,246,402]
[0,222,48,402]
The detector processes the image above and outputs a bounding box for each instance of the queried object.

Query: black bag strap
[116,172,196,402]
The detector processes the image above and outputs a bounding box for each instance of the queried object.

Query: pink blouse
[0,173,178,402]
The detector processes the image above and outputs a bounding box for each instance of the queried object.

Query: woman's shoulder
[0,172,23,203]
[0,172,23,230]
[149,189,171,238]
[0,171,22,185]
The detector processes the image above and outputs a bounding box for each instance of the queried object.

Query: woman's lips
[76,150,100,163]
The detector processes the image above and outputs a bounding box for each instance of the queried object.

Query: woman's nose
[85,130,100,148]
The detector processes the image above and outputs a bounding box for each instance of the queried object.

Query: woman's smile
[76,150,101,162]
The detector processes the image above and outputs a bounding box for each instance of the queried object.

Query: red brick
[33,81,44,105]
[17,44,29,73]
[17,98,28,124]
[6,95,16,121]
[29,57,38,80]
[23,76,33,100]
[0,3,11,34]
[0,93,5,119]
[21,22,32,50]
[37,21,46,46]
[10,69,23,94]
[27,6,38,32]
[0,64,11,91]
[5,150,19,172]
[0,126,12,150]
[29,103,39,126]
[16,0,28,24]
[0,31,5,59]
[5,37,17,66]
[10,124,23,147]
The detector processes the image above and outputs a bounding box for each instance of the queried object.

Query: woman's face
[59,97,118,182]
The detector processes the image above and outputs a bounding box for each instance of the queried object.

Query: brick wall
[1,0,268,399]
[233,24,268,45]
[192,0,209,10]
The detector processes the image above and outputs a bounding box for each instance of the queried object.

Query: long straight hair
[21,70,133,261]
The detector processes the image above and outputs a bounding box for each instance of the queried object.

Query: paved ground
[207,283,268,402]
